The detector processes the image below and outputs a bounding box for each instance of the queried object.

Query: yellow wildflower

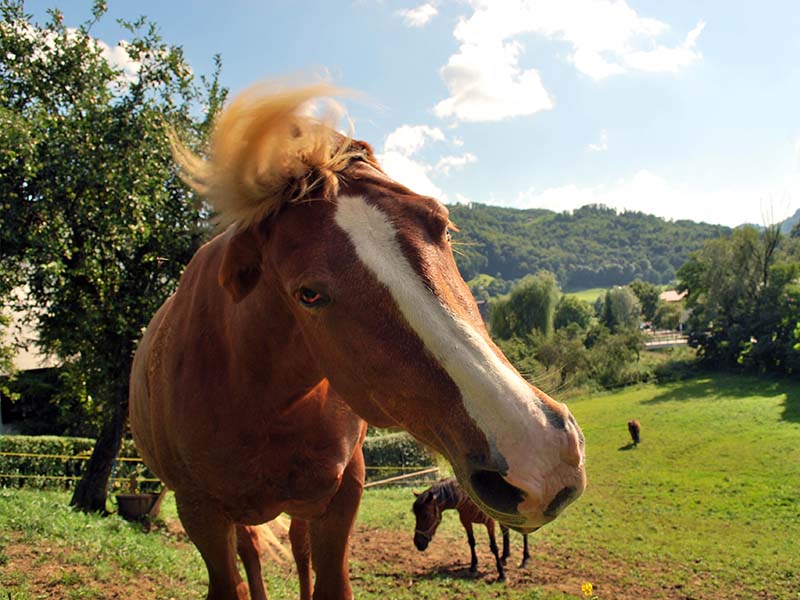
[582,582,594,597]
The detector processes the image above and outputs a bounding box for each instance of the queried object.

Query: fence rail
[0,451,437,489]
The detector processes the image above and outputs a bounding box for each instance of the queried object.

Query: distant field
[1,373,798,599]
[565,287,606,304]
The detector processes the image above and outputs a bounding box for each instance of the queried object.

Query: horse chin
[413,537,429,551]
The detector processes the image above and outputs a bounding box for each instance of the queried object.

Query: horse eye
[445,230,452,243]
[297,287,330,308]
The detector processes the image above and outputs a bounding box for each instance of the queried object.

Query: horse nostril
[544,486,577,517]
[469,469,525,515]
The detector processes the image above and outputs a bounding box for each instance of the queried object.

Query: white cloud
[384,125,445,155]
[378,124,479,199]
[96,39,141,84]
[379,151,445,199]
[505,169,797,227]
[434,38,553,122]
[587,129,608,152]
[396,3,438,27]
[436,153,477,175]
[435,0,704,122]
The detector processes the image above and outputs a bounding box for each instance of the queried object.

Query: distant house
[657,289,690,331]
[659,289,688,303]
[1,289,59,434]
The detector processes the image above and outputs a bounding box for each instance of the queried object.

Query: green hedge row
[0,432,436,489]
[362,431,434,468]
[0,435,158,492]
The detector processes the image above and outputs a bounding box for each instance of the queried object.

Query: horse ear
[412,490,420,497]
[218,227,263,303]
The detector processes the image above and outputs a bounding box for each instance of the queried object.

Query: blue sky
[24,0,800,227]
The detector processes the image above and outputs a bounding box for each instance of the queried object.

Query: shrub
[0,435,158,492]
[362,432,435,468]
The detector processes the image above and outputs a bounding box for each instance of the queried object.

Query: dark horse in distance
[413,478,530,581]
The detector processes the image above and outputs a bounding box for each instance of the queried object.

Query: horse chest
[177,397,363,522]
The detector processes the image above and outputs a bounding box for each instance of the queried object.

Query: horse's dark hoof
[501,557,508,565]
[497,575,506,583]
[519,559,529,569]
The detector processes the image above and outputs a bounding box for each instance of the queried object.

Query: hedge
[0,435,159,492]
[362,432,434,468]
[0,432,436,490]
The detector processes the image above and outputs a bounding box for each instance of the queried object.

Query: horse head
[172,82,586,532]
[412,489,442,550]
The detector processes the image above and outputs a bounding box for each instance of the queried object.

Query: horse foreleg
[463,522,478,574]
[176,493,249,600]
[520,533,530,569]
[290,518,313,600]
[309,450,365,600]
[485,522,505,582]
[236,525,268,600]
[500,524,510,565]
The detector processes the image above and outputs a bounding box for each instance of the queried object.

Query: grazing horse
[628,420,641,446]
[412,478,530,581]
[129,82,586,600]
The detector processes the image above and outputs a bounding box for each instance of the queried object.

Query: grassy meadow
[0,373,798,599]
[564,288,606,305]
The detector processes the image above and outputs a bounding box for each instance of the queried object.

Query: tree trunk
[70,378,129,513]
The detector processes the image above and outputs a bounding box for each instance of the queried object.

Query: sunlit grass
[1,373,798,598]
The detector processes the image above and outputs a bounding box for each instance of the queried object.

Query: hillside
[448,203,730,290]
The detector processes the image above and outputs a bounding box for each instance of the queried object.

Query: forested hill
[448,203,730,290]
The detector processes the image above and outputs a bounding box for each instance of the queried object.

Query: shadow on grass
[415,564,502,584]
[617,443,638,451]
[642,372,800,424]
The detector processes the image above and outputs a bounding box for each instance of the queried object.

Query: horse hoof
[519,560,529,569]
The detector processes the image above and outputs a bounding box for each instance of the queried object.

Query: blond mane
[170,82,368,229]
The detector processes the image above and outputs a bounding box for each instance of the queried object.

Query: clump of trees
[678,225,800,375]
[0,1,226,510]
[488,273,649,391]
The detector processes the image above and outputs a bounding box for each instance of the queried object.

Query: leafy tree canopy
[0,0,226,510]
[449,203,729,290]
[678,225,800,374]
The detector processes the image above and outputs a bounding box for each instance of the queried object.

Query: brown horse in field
[129,82,586,600]
[628,419,641,445]
[413,478,530,581]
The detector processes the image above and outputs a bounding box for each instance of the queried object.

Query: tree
[554,295,593,331]
[600,287,642,332]
[0,1,226,511]
[533,324,588,385]
[489,272,560,339]
[628,279,660,322]
[678,225,800,373]
[653,301,682,330]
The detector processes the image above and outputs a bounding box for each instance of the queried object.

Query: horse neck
[435,480,464,511]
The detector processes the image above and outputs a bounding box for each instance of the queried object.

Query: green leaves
[0,1,225,432]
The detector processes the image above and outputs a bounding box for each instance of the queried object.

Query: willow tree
[489,272,560,339]
[0,0,226,511]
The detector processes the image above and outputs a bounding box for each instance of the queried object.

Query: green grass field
[1,373,798,599]
[564,288,606,304]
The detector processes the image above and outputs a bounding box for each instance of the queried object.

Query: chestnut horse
[412,478,530,581]
[129,83,586,600]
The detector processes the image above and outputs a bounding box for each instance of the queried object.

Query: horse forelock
[170,82,375,231]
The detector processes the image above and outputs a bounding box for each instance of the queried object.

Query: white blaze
[334,194,562,502]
